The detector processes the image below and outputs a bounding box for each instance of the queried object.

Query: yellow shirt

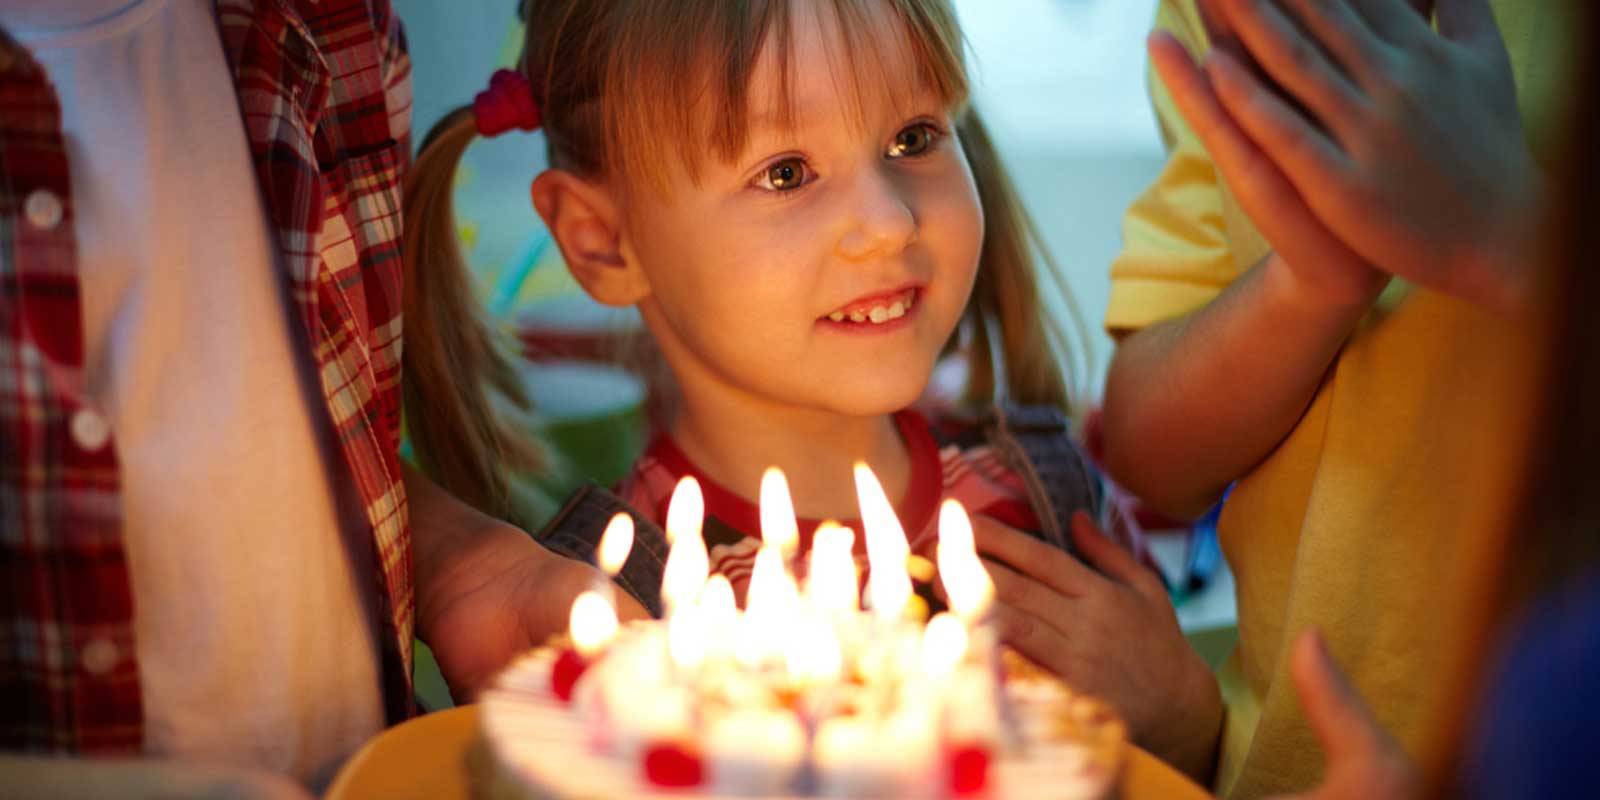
[1106,2,1576,797]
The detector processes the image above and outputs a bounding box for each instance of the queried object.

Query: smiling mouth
[822,288,918,325]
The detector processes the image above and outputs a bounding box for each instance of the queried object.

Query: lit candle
[813,710,939,798]
[552,590,618,702]
[938,499,995,625]
[784,604,843,686]
[854,463,912,623]
[596,512,634,609]
[667,598,709,673]
[759,467,800,561]
[699,573,739,664]
[736,543,800,669]
[702,707,808,796]
[921,612,968,684]
[946,663,1001,746]
[806,521,859,616]
[592,629,693,761]
[661,476,709,614]
[598,512,634,577]
[930,510,1004,794]
[571,590,620,657]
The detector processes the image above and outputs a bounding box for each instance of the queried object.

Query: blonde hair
[402,109,549,525]
[402,0,1088,517]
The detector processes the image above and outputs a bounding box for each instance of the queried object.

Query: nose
[836,167,917,262]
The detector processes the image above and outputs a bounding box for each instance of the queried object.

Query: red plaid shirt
[0,0,415,752]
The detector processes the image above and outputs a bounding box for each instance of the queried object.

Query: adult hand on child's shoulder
[418,520,649,703]
[970,512,1224,784]
[1177,0,1543,316]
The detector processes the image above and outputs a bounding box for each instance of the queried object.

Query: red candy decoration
[550,648,590,703]
[643,741,704,788]
[947,744,992,796]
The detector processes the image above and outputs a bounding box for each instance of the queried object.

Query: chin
[812,372,930,417]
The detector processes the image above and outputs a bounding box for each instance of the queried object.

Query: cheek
[915,172,985,305]
[630,206,822,356]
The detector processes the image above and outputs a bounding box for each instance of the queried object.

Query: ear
[530,170,651,306]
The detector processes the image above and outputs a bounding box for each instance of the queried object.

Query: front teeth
[829,294,914,325]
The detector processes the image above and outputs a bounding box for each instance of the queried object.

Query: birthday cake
[473,467,1126,799]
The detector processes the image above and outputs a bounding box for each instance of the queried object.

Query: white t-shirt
[2,0,387,788]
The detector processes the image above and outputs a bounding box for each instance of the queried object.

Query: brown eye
[888,124,938,159]
[757,158,811,192]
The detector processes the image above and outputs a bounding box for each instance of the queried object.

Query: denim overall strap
[534,483,668,618]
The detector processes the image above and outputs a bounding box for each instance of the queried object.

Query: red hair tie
[474,69,542,137]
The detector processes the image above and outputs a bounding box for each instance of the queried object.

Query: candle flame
[597,512,634,577]
[662,477,709,612]
[759,467,800,558]
[854,463,912,622]
[739,544,802,667]
[786,609,844,683]
[700,573,739,662]
[667,603,709,671]
[807,521,859,615]
[938,499,995,622]
[702,573,738,624]
[921,612,968,680]
[938,498,975,553]
[665,476,704,545]
[569,590,619,658]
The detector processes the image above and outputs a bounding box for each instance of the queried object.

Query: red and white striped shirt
[616,410,1042,603]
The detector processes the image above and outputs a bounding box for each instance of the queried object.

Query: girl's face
[618,5,983,422]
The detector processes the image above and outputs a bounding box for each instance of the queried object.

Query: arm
[407,467,648,700]
[1103,252,1382,519]
[1100,7,1392,519]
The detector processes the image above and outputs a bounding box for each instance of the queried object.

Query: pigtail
[957,108,1092,416]
[401,106,551,527]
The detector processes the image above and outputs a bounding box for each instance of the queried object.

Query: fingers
[1150,33,1371,286]
[1217,0,1367,136]
[1148,31,1288,207]
[1068,512,1165,602]
[1149,33,1315,229]
[1208,47,1352,185]
[1275,0,1394,94]
[1289,629,1386,761]
[981,556,1078,631]
[989,602,1076,679]
[971,515,1098,598]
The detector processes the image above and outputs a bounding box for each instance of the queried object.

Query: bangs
[599,0,970,192]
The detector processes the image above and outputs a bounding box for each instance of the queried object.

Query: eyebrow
[745,85,945,136]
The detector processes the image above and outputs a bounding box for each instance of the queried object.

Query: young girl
[402,0,1124,614]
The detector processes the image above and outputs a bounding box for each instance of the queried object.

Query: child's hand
[1265,630,1419,800]
[972,512,1223,783]
[1186,0,1544,315]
